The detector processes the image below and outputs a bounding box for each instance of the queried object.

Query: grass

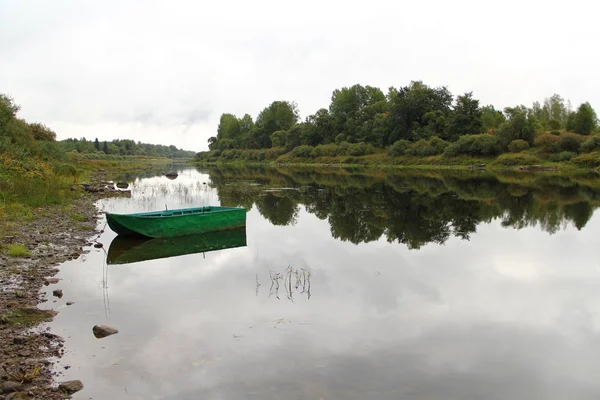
[6,244,31,257]
[1,307,56,327]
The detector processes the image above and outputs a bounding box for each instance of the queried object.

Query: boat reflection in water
[106,227,247,265]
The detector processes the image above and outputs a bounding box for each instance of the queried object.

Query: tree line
[60,138,195,158]
[0,93,195,160]
[202,82,599,160]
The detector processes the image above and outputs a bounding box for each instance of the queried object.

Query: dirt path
[0,171,130,399]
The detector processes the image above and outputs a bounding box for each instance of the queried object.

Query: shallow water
[45,167,600,400]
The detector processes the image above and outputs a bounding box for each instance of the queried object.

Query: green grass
[6,244,32,257]
[1,307,56,327]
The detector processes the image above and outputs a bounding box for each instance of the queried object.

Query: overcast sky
[1,0,599,151]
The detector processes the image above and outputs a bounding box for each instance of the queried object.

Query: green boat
[107,228,247,265]
[106,206,246,238]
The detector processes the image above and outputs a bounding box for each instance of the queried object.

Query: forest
[197,81,600,166]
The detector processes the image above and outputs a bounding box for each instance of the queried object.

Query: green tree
[444,92,482,141]
[480,105,506,132]
[497,106,540,147]
[29,122,56,141]
[573,102,598,135]
[387,81,453,144]
[94,137,100,150]
[270,130,287,147]
[253,101,299,148]
[102,141,109,154]
[329,84,386,142]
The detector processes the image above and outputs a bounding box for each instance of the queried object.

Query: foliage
[572,152,600,167]
[549,151,576,162]
[507,139,530,153]
[444,134,502,157]
[534,133,560,153]
[388,140,412,156]
[581,135,600,153]
[495,153,540,166]
[6,244,31,257]
[497,106,540,147]
[557,132,584,153]
[292,145,315,158]
[480,105,506,132]
[573,102,598,135]
[406,137,449,157]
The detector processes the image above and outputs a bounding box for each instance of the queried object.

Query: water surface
[45,167,600,400]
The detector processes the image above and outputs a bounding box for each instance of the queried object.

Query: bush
[581,135,600,153]
[444,134,502,157]
[550,130,561,136]
[534,133,560,153]
[292,145,315,158]
[495,153,540,166]
[557,132,584,153]
[388,140,411,156]
[406,137,449,157]
[507,139,530,153]
[348,142,374,156]
[549,151,576,162]
[572,152,600,167]
[312,144,338,157]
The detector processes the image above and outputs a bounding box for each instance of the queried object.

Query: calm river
[44,166,600,400]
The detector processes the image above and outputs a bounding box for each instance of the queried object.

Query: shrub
[444,134,502,157]
[534,133,560,153]
[550,130,561,136]
[292,145,315,158]
[507,139,530,153]
[348,142,374,156]
[336,142,351,156]
[549,151,576,162]
[572,152,600,167]
[334,134,347,144]
[557,132,584,153]
[581,135,600,153]
[388,140,411,156]
[495,153,540,166]
[406,137,449,157]
[312,144,338,157]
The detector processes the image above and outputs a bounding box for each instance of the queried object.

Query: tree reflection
[207,166,600,249]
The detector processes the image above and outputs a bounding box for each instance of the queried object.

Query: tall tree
[573,102,598,135]
[444,92,482,141]
[480,105,506,132]
[387,81,453,144]
[497,106,540,146]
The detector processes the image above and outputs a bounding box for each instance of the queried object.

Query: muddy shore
[0,171,130,400]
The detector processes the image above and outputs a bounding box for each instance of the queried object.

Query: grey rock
[93,243,103,249]
[58,380,84,394]
[66,301,74,306]
[0,381,21,394]
[44,277,60,285]
[92,324,118,338]
[52,289,63,298]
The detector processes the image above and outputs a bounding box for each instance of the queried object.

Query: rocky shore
[0,171,129,399]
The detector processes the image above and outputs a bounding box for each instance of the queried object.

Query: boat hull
[106,206,246,238]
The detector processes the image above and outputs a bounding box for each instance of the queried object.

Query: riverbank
[0,168,136,399]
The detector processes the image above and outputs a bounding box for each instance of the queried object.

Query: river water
[44,166,600,400]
